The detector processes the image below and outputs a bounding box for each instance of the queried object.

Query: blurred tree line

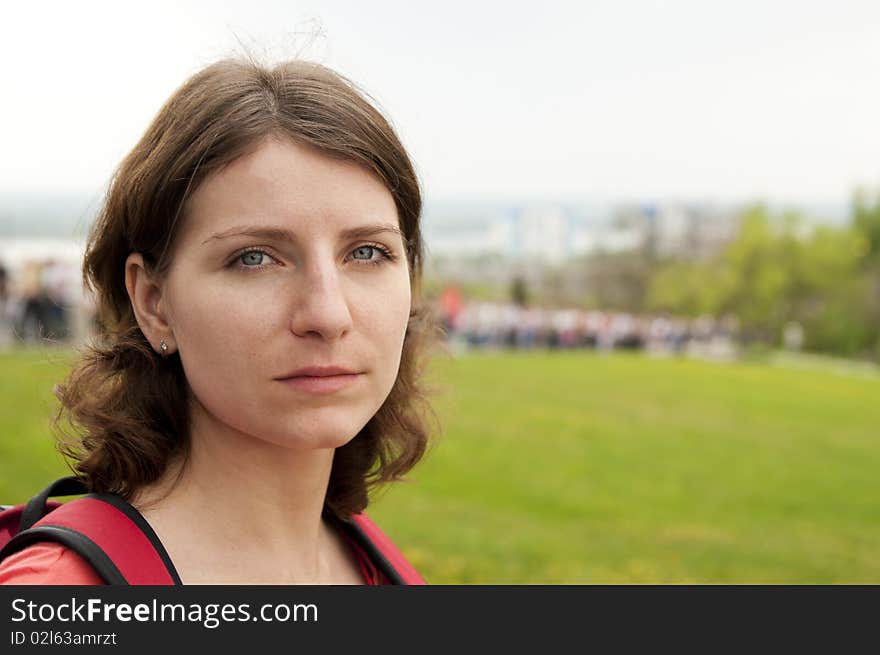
[645,193,880,360]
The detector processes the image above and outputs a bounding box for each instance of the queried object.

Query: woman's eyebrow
[340,224,405,242]
[201,223,404,245]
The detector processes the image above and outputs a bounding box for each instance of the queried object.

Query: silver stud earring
[160,340,168,354]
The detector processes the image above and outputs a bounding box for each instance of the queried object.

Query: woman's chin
[253,422,364,452]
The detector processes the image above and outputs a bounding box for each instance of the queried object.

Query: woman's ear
[125,253,176,355]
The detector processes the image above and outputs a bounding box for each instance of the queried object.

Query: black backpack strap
[18,476,88,532]
[2,479,181,585]
[326,510,426,584]
[1,524,128,584]
[336,518,406,585]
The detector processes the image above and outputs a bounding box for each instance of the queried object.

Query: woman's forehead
[182,138,400,241]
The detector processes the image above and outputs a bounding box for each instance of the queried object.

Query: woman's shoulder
[0,542,104,585]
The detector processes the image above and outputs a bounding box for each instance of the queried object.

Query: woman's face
[160,137,411,451]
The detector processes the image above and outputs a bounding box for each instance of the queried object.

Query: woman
[0,57,437,584]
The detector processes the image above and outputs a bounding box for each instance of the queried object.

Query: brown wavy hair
[54,58,440,517]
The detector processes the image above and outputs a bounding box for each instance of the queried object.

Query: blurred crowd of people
[436,289,739,361]
[0,259,91,347]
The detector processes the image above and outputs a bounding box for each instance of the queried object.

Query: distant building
[422,201,626,264]
[611,202,739,260]
[422,199,740,265]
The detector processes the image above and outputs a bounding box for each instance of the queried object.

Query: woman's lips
[277,373,363,394]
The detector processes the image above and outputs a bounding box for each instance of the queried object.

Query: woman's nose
[287,260,354,340]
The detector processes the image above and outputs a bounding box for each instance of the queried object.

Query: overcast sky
[3,0,880,207]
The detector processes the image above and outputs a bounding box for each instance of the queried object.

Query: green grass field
[1,348,878,583]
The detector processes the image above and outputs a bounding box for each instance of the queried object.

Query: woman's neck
[129,402,350,584]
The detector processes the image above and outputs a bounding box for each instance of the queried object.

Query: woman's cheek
[172,280,261,368]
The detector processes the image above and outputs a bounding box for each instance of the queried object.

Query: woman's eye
[349,243,395,266]
[352,246,378,261]
[239,250,271,267]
